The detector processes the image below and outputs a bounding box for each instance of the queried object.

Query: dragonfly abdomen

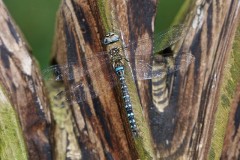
[115,66,138,136]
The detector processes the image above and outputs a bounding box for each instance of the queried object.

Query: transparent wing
[132,52,195,80]
[42,51,110,81]
[125,24,188,56]
[42,51,119,105]
[52,73,118,105]
[152,24,188,53]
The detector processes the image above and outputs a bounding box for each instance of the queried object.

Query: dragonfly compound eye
[103,32,120,45]
[110,34,120,42]
[103,38,110,45]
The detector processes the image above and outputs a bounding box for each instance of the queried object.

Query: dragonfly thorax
[109,47,120,56]
[109,47,124,68]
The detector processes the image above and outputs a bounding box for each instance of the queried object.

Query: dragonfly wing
[131,55,168,80]
[42,51,110,81]
[125,24,188,56]
[52,72,118,105]
[42,63,78,81]
[43,51,122,104]
[131,52,195,80]
[153,24,188,53]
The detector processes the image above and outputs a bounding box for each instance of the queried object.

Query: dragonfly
[43,24,194,136]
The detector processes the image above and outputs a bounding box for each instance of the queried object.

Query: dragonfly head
[103,32,120,45]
